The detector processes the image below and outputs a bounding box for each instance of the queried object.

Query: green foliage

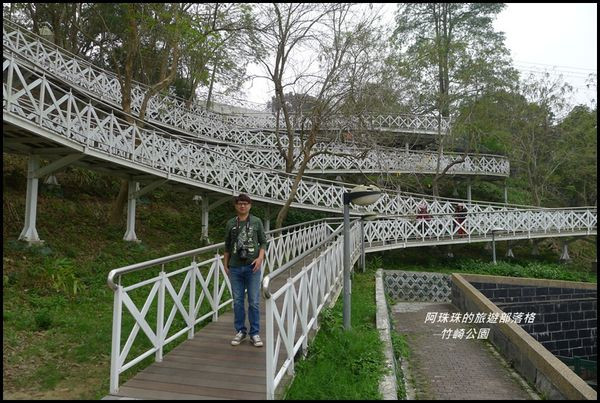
[284,271,384,400]
[372,243,596,284]
[390,3,516,115]
[390,331,410,360]
[34,309,53,331]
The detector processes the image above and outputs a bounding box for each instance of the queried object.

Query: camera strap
[235,216,252,243]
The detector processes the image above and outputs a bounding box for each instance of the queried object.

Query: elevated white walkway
[3,19,509,178]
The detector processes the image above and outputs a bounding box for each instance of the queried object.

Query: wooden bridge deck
[105,254,334,400]
[110,309,270,400]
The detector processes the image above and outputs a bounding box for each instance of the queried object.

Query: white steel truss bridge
[2,19,596,401]
[3,18,511,180]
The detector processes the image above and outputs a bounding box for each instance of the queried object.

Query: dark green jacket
[224,215,267,267]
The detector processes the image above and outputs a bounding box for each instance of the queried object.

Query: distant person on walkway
[224,193,267,347]
[454,203,467,236]
[416,203,432,238]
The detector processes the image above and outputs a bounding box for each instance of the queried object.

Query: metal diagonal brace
[130,179,168,200]
[33,153,84,178]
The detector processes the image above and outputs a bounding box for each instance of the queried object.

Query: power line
[514,60,597,73]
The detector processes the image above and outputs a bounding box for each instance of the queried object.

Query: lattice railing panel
[1,21,515,177]
[5,21,450,137]
[263,222,360,399]
[4,48,592,225]
[363,209,597,247]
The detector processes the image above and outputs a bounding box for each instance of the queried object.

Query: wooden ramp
[105,257,332,400]
[110,309,269,400]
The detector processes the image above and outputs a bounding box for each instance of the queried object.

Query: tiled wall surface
[383,270,451,302]
[470,282,597,361]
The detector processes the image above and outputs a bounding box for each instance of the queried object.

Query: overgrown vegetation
[3,156,234,398]
[283,262,385,400]
[389,331,410,400]
[373,240,596,283]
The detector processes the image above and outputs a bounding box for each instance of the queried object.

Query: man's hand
[251,257,263,273]
[224,265,230,275]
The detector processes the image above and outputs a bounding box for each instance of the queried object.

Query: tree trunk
[110,180,129,225]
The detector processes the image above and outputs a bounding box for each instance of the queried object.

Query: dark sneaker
[231,331,246,346]
[251,334,263,347]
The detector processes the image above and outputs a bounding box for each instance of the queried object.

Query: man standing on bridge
[224,194,267,347]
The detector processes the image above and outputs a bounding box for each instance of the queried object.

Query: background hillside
[3,153,596,399]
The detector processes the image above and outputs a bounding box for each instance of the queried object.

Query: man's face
[235,201,251,215]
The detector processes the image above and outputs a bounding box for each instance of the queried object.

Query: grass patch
[389,331,410,399]
[375,241,596,283]
[2,159,239,399]
[283,266,385,400]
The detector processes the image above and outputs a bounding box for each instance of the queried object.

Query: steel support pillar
[447,244,454,258]
[559,240,571,263]
[531,240,540,256]
[123,181,140,242]
[201,195,209,243]
[467,181,472,205]
[506,241,515,258]
[264,205,271,233]
[19,155,42,244]
[504,182,508,205]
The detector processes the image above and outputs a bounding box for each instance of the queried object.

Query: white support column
[264,205,271,233]
[504,182,508,205]
[506,241,515,258]
[447,245,454,258]
[531,239,540,256]
[559,240,571,263]
[123,180,140,242]
[467,181,472,205]
[201,195,209,243]
[19,155,42,244]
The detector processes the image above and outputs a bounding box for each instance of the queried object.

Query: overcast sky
[239,3,597,108]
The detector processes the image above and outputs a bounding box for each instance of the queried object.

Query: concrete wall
[469,281,597,361]
[451,273,596,400]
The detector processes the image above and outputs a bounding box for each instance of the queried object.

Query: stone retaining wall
[451,273,596,400]
[470,281,597,361]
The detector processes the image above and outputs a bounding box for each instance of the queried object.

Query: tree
[252,3,383,228]
[173,4,258,108]
[85,3,190,224]
[390,3,518,196]
[554,105,597,206]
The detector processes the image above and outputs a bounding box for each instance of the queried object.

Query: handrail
[106,218,339,290]
[2,50,519,209]
[4,55,592,219]
[262,219,358,299]
[2,17,450,133]
[376,206,599,218]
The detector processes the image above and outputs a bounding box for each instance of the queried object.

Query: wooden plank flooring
[107,255,333,400]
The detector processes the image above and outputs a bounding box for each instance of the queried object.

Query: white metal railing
[2,20,513,177]
[106,219,334,393]
[3,18,451,139]
[363,208,597,249]
[262,220,361,399]
[209,143,509,176]
[2,55,521,216]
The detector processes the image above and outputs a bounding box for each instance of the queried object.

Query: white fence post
[213,254,220,322]
[265,296,275,400]
[156,268,165,362]
[286,277,295,376]
[188,259,196,339]
[110,285,123,394]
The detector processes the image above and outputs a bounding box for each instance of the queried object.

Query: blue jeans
[229,264,261,337]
